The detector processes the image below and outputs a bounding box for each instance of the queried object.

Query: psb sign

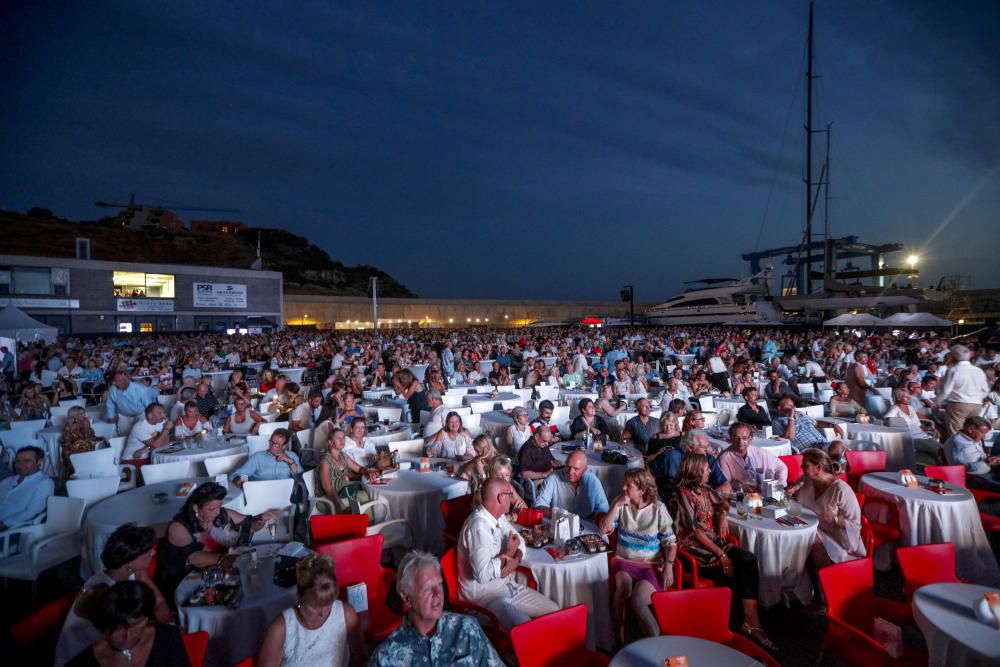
[193,283,247,308]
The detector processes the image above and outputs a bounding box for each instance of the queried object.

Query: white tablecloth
[707,434,793,458]
[479,410,538,440]
[202,370,233,398]
[176,543,295,667]
[913,583,1000,667]
[152,437,248,475]
[860,472,1000,586]
[727,507,819,607]
[559,390,599,406]
[845,423,915,471]
[279,367,307,383]
[462,392,522,408]
[365,424,412,448]
[363,467,468,555]
[550,443,642,499]
[610,635,765,667]
[363,388,396,401]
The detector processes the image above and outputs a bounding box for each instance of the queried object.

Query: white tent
[0,306,58,344]
[882,312,953,327]
[823,313,886,327]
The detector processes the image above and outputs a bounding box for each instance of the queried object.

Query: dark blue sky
[2,1,997,300]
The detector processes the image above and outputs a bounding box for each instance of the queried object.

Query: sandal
[741,622,779,652]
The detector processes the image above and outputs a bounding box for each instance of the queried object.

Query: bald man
[533,450,609,520]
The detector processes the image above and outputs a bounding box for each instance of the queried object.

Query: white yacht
[645,268,779,325]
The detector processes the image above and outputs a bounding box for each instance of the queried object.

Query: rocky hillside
[0,209,416,297]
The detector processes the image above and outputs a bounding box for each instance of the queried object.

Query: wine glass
[788,500,802,519]
[267,519,277,538]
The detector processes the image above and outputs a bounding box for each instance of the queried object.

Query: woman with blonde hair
[258,553,367,666]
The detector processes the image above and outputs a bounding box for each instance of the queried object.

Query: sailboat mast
[804,1,815,295]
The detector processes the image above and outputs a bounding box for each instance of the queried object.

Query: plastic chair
[245,434,270,454]
[779,454,803,483]
[140,460,194,485]
[66,475,121,508]
[651,588,780,667]
[897,543,961,601]
[845,450,887,490]
[510,603,610,667]
[818,556,917,667]
[314,534,402,641]
[10,590,77,662]
[346,496,412,560]
[440,494,473,550]
[854,490,900,553]
[676,533,740,590]
[439,547,511,651]
[310,514,368,546]
[376,406,403,423]
[204,452,249,477]
[0,497,86,602]
[390,438,426,456]
[181,630,209,667]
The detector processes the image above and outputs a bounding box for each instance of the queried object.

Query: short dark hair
[91,581,155,634]
[102,523,155,570]
[538,400,554,411]
[144,402,162,417]
[271,428,290,444]
[741,386,757,399]
[308,389,324,400]
[16,445,45,460]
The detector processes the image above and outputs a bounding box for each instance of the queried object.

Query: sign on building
[116,298,174,312]
[193,283,248,308]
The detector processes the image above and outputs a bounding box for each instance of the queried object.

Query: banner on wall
[116,298,174,312]
[193,283,247,308]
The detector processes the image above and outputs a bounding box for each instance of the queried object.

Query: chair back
[256,422,285,438]
[924,464,965,487]
[310,514,368,545]
[107,437,127,460]
[860,516,875,555]
[10,590,78,649]
[9,419,47,433]
[778,454,803,483]
[845,450,887,475]
[392,438,426,456]
[818,556,875,633]
[440,547,463,605]
[140,460,194,485]
[242,478,295,513]
[49,413,69,430]
[70,448,117,478]
[651,588,733,643]
[157,394,177,412]
[470,401,494,414]
[204,452,249,477]
[314,534,387,595]
[44,496,87,536]
[181,631,210,667]
[498,399,522,411]
[246,434,270,454]
[897,543,960,598]
[92,422,116,440]
[442,393,465,408]
[440,494,473,547]
[66,476,120,507]
[510,604,589,667]
[376,406,403,423]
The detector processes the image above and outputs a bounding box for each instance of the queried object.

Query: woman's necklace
[116,648,134,662]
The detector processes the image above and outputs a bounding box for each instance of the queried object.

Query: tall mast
[804,1,815,295]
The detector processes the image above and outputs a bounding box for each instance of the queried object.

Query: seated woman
[224,370,245,405]
[173,401,209,439]
[60,406,103,480]
[884,388,938,441]
[425,412,474,460]
[646,413,682,460]
[16,383,50,421]
[54,375,79,405]
[259,368,277,394]
[596,385,625,440]
[343,417,377,467]
[154,482,280,603]
[673,453,776,651]
[224,396,265,436]
[56,524,170,667]
[425,367,448,395]
[502,406,534,457]
[471,455,528,517]
[318,428,378,513]
[570,398,609,442]
[334,393,365,428]
[392,369,427,425]
[258,553,367,667]
[787,448,865,568]
[457,434,497,484]
[688,371,713,397]
[65,581,189,667]
[828,382,868,419]
[599,468,677,643]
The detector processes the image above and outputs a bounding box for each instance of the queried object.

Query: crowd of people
[2,324,1000,665]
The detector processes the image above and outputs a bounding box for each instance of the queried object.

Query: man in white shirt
[936,345,990,436]
[457,478,560,629]
[289,389,323,433]
[658,377,690,407]
[421,390,448,439]
[123,403,174,460]
[572,348,590,375]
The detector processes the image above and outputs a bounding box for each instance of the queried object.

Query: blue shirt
[533,469,609,519]
[649,448,727,493]
[771,413,827,452]
[106,381,159,420]
[370,612,504,667]
[0,471,55,527]
[231,450,301,482]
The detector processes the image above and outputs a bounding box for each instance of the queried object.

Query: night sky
[2,1,997,301]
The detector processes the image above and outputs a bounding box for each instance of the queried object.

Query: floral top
[59,421,99,478]
[672,485,731,564]
[369,612,504,667]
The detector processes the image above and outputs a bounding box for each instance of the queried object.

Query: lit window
[118,322,133,333]
[113,272,175,298]
[139,322,153,333]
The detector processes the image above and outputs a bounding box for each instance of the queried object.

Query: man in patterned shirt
[771,397,845,459]
[370,550,503,666]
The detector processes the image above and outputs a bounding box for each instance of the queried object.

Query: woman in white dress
[425,412,474,460]
[258,553,367,667]
[883,388,940,457]
[503,406,533,456]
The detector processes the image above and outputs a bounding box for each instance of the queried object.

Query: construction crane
[94,193,240,214]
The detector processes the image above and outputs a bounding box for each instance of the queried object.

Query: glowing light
[907,255,919,268]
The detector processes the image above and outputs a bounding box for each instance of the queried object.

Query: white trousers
[481,580,559,630]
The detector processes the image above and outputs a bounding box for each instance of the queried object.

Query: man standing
[0,446,54,531]
[457,478,560,629]
[441,340,455,381]
[106,371,159,437]
[936,345,990,436]
[717,422,789,490]
[0,345,15,380]
[622,398,660,451]
[533,450,609,520]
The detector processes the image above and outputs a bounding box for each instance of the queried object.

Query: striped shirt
[615,500,676,562]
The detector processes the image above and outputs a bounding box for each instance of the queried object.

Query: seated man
[763,370,792,409]
[123,402,174,461]
[771,397,846,460]
[289,389,324,433]
[421,390,448,439]
[517,427,558,483]
[658,377,691,407]
[647,429,729,504]
[523,359,547,388]
[717,422,788,490]
[622,398,660,452]
[0,446,55,531]
[528,400,562,441]
[230,428,301,488]
[736,387,771,430]
[533,450,609,521]
[487,362,509,387]
[944,416,999,486]
[457,478,560,629]
[370,550,504,666]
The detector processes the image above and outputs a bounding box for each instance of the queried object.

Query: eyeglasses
[496,491,515,502]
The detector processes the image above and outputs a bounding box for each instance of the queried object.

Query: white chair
[107,436,127,460]
[91,422,116,440]
[474,385,494,394]
[49,404,74,420]
[470,401,494,415]
[246,435,270,454]
[140,460,194,485]
[347,496,412,563]
[551,405,571,423]
[66,476,121,508]
[463,413,482,434]
[294,427,315,450]
[442,393,465,408]
[299,473,337,519]
[698,396,716,413]
[0,496,86,600]
[536,386,559,402]
[702,413,721,429]
[817,389,835,404]
[496,385,516,393]
[798,405,825,420]
[499,399,522,411]
[256,422,285,438]
[376,406,403,423]
[452,406,472,417]
[391,438,426,456]
[49,413,69,430]
[419,410,431,427]
[512,388,533,403]
[240,478,295,543]
[797,384,816,399]
[157,394,177,412]
[9,419,47,434]
[205,452,249,477]
[62,398,87,409]
[69,448,117,478]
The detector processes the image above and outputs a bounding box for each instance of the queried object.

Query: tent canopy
[0,306,58,344]
[823,313,885,327]
[580,316,602,325]
[882,312,953,327]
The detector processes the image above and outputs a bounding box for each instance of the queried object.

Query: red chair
[510,604,611,667]
[181,631,209,667]
[925,464,1000,533]
[676,533,739,590]
[897,543,961,601]
[10,590,78,660]
[232,658,256,667]
[846,450,887,490]
[440,547,512,653]
[818,556,921,666]
[314,534,402,641]
[440,494,473,549]
[855,491,901,551]
[935,447,948,465]
[779,454,802,483]
[309,513,368,546]
[651,588,780,667]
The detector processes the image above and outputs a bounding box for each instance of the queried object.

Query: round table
[365,424,412,448]
[859,472,1000,586]
[363,465,468,555]
[707,434,793,458]
[727,506,819,607]
[462,392,522,409]
[202,370,233,398]
[610,635,766,667]
[176,542,295,667]
[151,436,248,475]
[844,423,915,471]
[913,583,1000,667]
[278,367,307,383]
[550,442,642,499]
[559,389,599,406]
[480,409,538,439]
